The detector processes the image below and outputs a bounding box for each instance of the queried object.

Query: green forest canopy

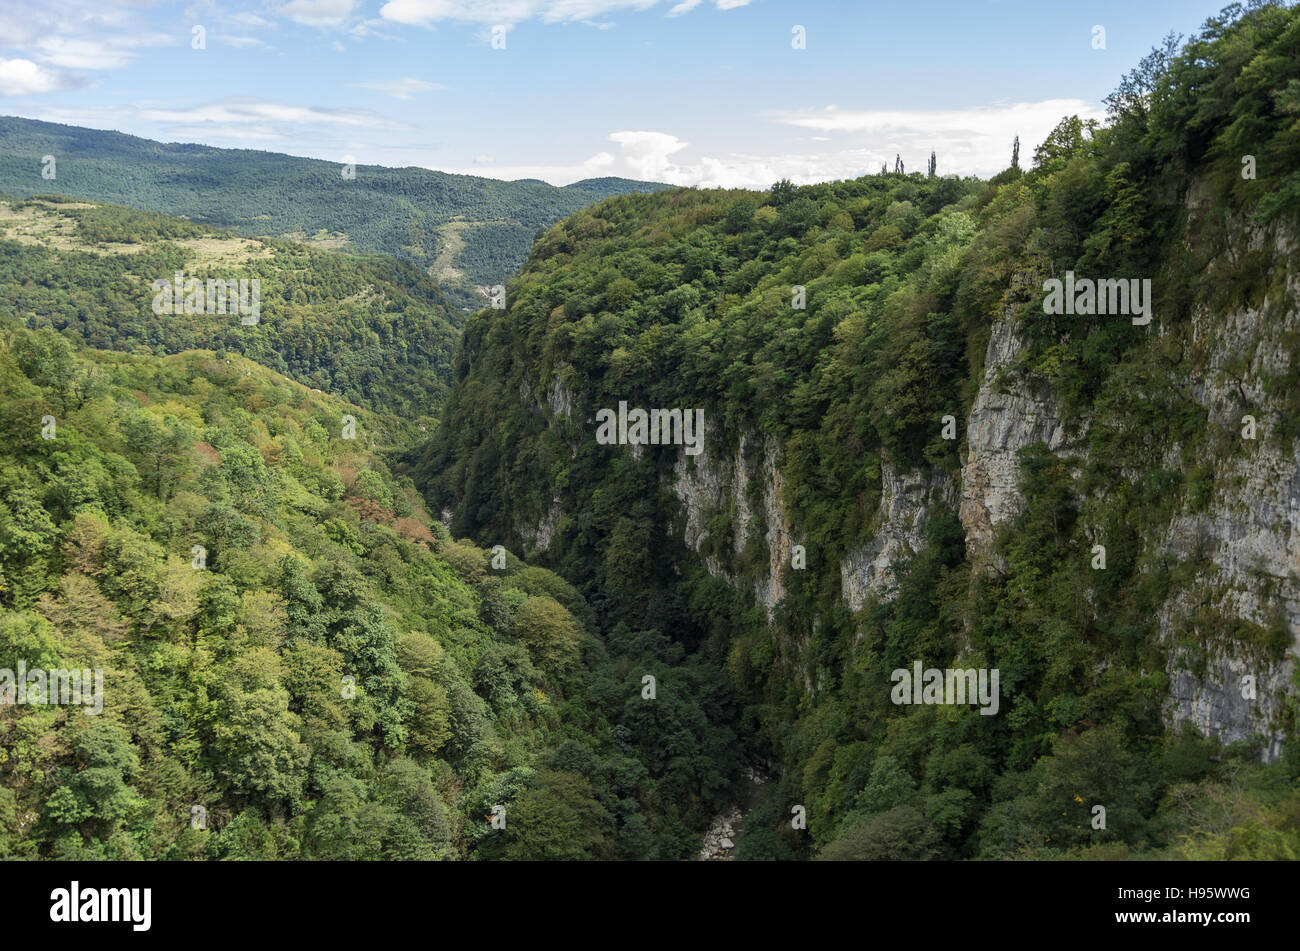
[0,0,1297,861]
[420,0,1300,860]
[0,195,462,440]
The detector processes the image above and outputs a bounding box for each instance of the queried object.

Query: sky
[0,0,1240,188]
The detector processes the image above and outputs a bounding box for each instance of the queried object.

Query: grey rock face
[960,306,1072,565]
[1154,260,1300,760]
[841,461,958,611]
[671,428,802,614]
[950,236,1298,759]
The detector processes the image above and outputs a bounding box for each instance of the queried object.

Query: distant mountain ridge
[0,116,671,307]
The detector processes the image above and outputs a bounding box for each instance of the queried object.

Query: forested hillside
[0,329,742,859]
[2,0,1298,866]
[0,118,671,308]
[0,195,460,438]
[420,2,1300,859]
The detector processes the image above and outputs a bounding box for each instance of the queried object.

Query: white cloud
[34,38,133,70]
[349,18,396,38]
[228,12,274,29]
[378,0,747,26]
[772,99,1106,178]
[161,123,285,142]
[444,100,1107,188]
[215,35,273,49]
[606,130,688,180]
[381,0,533,27]
[455,131,879,188]
[0,0,167,73]
[0,1,124,48]
[0,57,80,95]
[34,34,174,70]
[277,0,360,26]
[351,78,446,99]
[139,98,395,131]
[442,149,615,183]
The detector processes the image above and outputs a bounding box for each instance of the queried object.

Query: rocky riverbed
[698,766,770,860]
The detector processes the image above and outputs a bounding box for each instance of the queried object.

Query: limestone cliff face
[518,498,563,554]
[667,428,960,627]
[667,428,814,694]
[841,463,958,611]
[548,373,574,420]
[670,420,733,581]
[953,218,1299,759]
[960,302,1074,567]
[757,458,799,614]
[1153,229,1300,760]
[515,364,577,556]
[670,427,800,616]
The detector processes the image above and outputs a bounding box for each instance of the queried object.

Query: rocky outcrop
[951,219,1299,760]
[670,424,965,622]
[671,419,733,580]
[960,305,1073,566]
[757,459,797,613]
[671,428,802,614]
[511,368,579,557]
[1154,242,1300,760]
[841,462,958,611]
[548,374,573,419]
[518,497,563,555]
